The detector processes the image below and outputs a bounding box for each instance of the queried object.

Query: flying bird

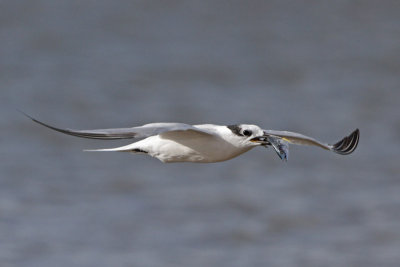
[23,113,359,163]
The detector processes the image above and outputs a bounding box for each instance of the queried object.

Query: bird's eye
[242,130,252,136]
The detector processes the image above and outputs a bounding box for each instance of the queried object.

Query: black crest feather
[227,124,243,136]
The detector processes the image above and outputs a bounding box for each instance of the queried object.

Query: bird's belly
[142,136,250,163]
[155,141,223,163]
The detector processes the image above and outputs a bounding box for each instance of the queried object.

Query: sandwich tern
[23,113,359,163]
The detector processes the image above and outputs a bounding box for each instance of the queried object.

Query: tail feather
[84,147,148,153]
[84,148,122,152]
[84,143,143,153]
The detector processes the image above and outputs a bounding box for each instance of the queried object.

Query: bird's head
[226,124,269,147]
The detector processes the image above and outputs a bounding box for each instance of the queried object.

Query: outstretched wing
[263,129,359,155]
[22,112,214,140]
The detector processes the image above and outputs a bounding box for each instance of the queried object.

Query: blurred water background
[1,1,400,266]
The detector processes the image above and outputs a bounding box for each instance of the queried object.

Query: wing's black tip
[331,129,360,155]
[20,111,135,140]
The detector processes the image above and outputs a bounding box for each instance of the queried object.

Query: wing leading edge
[22,112,213,140]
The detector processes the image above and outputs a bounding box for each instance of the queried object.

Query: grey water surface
[1,1,400,266]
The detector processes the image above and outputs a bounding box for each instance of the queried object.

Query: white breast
[137,131,251,163]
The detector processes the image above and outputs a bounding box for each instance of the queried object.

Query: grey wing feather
[23,112,213,140]
[263,129,359,155]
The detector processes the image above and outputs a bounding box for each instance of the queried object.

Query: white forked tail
[84,143,143,153]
